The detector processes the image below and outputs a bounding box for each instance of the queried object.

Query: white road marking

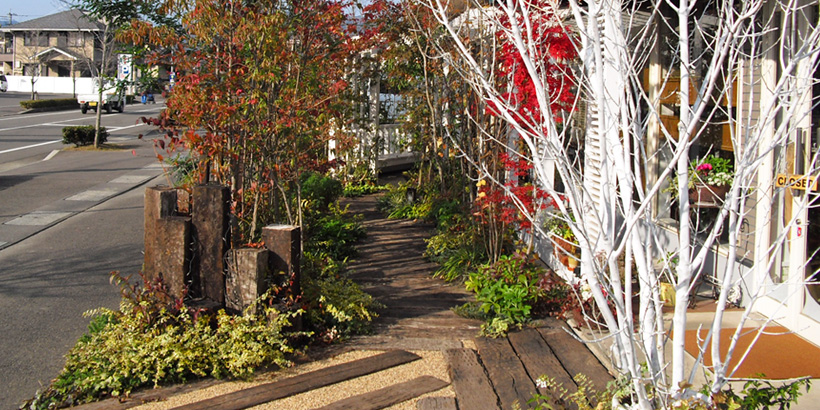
[42,150,60,161]
[4,211,73,226]
[0,117,90,133]
[109,175,152,184]
[0,140,61,154]
[65,189,120,202]
[0,110,86,122]
[107,123,145,132]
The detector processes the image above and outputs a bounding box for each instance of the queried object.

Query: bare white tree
[420,0,819,407]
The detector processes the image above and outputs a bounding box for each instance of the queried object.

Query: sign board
[118,54,133,81]
[775,173,819,191]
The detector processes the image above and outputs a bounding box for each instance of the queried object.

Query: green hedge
[62,126,108,146]
[20,98,78,110]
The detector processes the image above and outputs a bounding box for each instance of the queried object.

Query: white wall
[6,75,94,95]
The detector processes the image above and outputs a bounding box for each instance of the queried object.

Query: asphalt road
[0,97,169,409]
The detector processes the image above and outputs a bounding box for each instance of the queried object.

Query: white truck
[78,80,125,114]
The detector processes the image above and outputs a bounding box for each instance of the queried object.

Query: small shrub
[302,172,343,210]
[425,218,486,282]
[465,252,547,334]
[62,125,108,146]
[520,372,811,410]
[166,154,198,188]
[301,251,383,343]
[342,182,385,197]
[519,374,612,410]
[20,98,78,110]
[714,376,812,410]
[306,204,366,260]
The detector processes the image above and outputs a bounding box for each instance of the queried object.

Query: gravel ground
[131,349,454,410]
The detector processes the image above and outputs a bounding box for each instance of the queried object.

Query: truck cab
[78,79,125,114]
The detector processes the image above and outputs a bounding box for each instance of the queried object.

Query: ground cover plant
[22,171,378,409]
[22,273,303,409]
[519,374,811,410]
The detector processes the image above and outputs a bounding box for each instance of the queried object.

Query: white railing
[377,123,411,157]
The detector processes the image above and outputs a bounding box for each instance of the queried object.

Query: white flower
[581,283,593,301]
[535,376,549,389]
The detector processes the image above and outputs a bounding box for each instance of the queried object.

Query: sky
[3,0,69,25]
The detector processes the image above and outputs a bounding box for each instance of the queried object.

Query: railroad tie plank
[416,397,457,410]
[508,328,577,394]
[445,348,500,410]
[171,350,421,410]
[314,376,449,410]
[475,337,538,410]
[538,327,613,392]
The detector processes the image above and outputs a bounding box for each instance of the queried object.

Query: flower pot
[552,237,576,269]
[688,184,728,207]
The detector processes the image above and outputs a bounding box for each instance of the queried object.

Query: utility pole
[9,10,19,25]
[6,11,19,26]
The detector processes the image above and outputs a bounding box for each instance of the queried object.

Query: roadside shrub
[20,98,77,110]
[22,272,303,409]
[62,125,108,146]
[165,153,198,188]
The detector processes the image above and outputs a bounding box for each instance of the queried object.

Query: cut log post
[192,184,230,303]
[226,248,270,313]
[144,186,191,300]
[262,225,301,296]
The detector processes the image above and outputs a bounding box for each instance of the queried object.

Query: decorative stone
[226,248,270,313]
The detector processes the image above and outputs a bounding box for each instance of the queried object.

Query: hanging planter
[689,183,729,207]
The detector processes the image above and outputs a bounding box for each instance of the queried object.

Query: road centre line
[0,110,81,122]
[0,140,61,155]
[108,123,145,132]
[0,117,92,133]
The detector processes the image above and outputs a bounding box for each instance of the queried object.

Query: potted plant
[688,155,733,206]
[545,213,577,269]
[665,155,734,206]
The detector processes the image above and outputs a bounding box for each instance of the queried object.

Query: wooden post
[225,248,270,313]
[262,225,301,296]
[144,186,191,300]
[192,184,230,303]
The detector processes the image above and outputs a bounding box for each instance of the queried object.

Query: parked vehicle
[0,74,7,92]
[78,79,125,114]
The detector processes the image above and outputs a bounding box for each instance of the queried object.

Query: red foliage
[474,153,556,232]
[122,0,367,242]
[491,0,578,128]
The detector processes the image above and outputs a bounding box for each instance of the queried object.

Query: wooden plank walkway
[76,193,612,410]
[341,194,613,409]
